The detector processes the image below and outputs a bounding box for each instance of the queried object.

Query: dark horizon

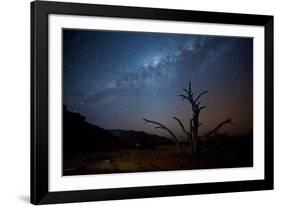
[63,29,253,139]
[64,104,251,142]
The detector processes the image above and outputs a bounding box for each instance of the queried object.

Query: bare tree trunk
[179,82,207,158]
[191,113,200,157]
[192,137,199,157]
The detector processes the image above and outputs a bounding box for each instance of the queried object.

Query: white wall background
[0,0,279,205]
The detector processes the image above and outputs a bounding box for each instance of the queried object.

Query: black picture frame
[31,0,274,204]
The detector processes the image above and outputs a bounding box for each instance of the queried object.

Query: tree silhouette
[143,81,232,158]
[143,118,183,157]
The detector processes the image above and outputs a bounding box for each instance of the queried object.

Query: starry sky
[63,29,253,139]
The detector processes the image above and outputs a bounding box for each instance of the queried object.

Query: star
[63,29,253,135]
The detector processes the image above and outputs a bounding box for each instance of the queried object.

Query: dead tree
[144,81,232,158]
[179,82,233,157]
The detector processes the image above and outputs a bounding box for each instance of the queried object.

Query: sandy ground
[64,139,253,176]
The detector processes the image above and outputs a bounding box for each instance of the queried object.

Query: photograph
[62,29,253,176]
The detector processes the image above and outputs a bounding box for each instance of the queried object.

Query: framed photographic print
[31,0,274,204]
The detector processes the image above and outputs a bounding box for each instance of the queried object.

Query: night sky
[63,29,253,139]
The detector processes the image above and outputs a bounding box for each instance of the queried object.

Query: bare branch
[185,81,194,97]
[179,94,190,101]
[195,91,208,102]
[143,118,183,156]
[198,106,207,111]
[143,118,176,139]
[206,118,232,137]
[183,88,190,95]
[173,116,191,137]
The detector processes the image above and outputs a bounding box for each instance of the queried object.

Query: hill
[63,105,129,154]
[108,129,173,149]
[63,105,173,154]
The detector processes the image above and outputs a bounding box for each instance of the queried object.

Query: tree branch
[143,118,176,139]
[198,106,207,111]
[183,88,190,95]
[195,91,208,102]
[206,118,232,137]
[173,116,191,137]
[179,94,189,101]
[188,81,192,94]
[143,118,183,156]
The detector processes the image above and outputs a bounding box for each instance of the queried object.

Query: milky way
[63,29,253,139]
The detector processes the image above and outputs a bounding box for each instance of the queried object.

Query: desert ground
[63,136,252,176]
